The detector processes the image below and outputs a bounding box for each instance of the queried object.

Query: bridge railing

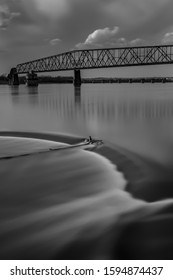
[16,44,173,74]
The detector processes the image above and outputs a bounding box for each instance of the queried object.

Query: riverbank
[0,131,173,259]
[83,77,173,83]
[1,76,173,85]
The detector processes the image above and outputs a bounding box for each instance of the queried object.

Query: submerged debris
[84,136,104,145]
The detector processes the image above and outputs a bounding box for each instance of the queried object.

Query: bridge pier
[8,68,19,85]
[73,69,81,87]
[26,71,38,86]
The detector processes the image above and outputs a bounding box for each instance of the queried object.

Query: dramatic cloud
[75,26,145,49]
[0,4,20,29]
[85,26,119,45]
[76,26,120,48]
[50,38,62,46]
[162,32,173,44]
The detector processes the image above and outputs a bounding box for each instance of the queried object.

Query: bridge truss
[16,44,173,74]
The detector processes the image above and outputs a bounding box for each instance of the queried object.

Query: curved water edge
[0,131,173,259]
[0,130,85,144]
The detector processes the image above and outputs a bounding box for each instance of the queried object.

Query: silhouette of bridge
[9,44,173,86]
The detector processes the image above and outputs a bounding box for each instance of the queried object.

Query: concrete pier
[73,69,81,87]
[8,68,19,85]
[26,71,38,87]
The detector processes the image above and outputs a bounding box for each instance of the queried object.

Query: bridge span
[9,44,173,86]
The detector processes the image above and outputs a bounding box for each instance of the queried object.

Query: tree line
[0,74,73,84]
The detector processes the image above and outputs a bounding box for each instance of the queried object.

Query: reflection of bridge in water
[9,44,173,86]
[35,90,173,121]
[10,86,173,121]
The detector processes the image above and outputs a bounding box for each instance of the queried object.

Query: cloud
[0,4,20,29]
[116,37,127,46]
[76,26,120,48]
[50,38,62,46]
[162,32,173,44]
[130,38,145,46]
[75,26,145,49]
[85,26,119,45]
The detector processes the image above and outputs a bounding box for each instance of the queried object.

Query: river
[1,83,173,164]
[1,82,173,259]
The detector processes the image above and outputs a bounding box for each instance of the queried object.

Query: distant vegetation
[0,74,73,84]
[38,75,73,84]
[1,74,173,85]
[19,75,73,84]
[0,75,8,84]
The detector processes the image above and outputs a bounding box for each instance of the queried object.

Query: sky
[1,0,173,75]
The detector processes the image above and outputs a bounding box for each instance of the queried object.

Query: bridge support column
[73,69,81,87]
[26,71,38,86]
[8,68,19,85]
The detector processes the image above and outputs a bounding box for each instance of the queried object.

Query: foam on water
[0,137,173,259]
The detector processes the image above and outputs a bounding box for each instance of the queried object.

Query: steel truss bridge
[16,44,173,74]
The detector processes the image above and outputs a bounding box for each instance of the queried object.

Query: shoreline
[0,130,84,145]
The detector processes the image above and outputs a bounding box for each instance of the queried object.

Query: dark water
[1,83,173,259]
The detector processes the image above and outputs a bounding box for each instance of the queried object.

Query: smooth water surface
[1,83,173,259]
[1,83,173,164]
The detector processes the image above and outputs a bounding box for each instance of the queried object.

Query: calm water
[1,83,173,164]
[1,83,173,259]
